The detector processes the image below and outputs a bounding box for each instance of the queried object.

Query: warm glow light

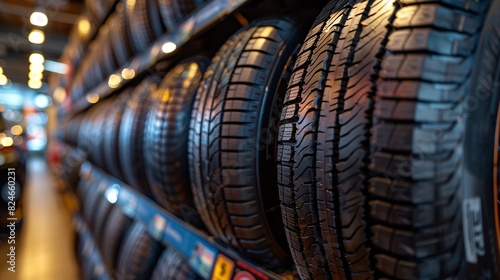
[53,87,67,103]
[78,18,91,37]
[162,42,177,54]
[28,29,45,44]
[121,68,135,80]
[29,53,45,64]
[28,79,42,89]
[86,93,99,104]
[0,75,7,86]
[11,125,23,136]
[0,67,3,74]
[29,71,43,80]
[108,74,122,88]
[29,63,44,73]
[127,0,136,7]
[1,137,13,147]
[30,12,48,27]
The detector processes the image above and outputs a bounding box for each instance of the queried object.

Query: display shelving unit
[77,162,290,280]
[58,0,249,119]
[58,1,301,279]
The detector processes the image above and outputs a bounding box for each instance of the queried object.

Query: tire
[101,206,133,271]
[151,249,200,280]
[125,0,162,54]
[119,77,160,194]
[143,57,208,223]
[79,104,107,168]
[111,9,134,67]
[103,93,129,179]
[148,0,165,37]
[157,0,201,30]
[277,0,499,279]
[77,178,90,202]
[91,195,114,246]
[83,185,102,229]
[188,18,306,268]
[116,222,164,280]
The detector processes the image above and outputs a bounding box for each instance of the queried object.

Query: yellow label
[211,254,234,280]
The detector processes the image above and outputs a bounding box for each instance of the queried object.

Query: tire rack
[62,0,120,84]
[60,1,296,279]
[77,161,289,280]
[58,0,249,119]
[74,215,112,280]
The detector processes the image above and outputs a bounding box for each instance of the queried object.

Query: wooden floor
[0,157,80,280]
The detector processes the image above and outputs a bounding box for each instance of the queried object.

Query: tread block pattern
[143,58,207,224]
[277,0,399,278]
[116,222,163,280]
[369,0,492,279]
[189,18,301,269]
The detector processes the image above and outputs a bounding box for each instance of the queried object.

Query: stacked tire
[276,0,500,279]
[68,0,205,104]
[63,0,500,279]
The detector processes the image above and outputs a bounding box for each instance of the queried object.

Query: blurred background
[0,1,86,279]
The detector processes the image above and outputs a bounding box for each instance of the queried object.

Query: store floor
[0,156,80,280]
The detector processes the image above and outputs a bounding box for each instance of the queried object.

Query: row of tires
[60,0,500,279]
[69,0,205,102]
[76,175,199,280]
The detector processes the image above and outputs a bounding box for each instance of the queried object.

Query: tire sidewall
[463,0,500,277]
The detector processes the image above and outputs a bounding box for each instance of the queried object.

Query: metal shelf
[58,0,250,120]
[79,162,287,280]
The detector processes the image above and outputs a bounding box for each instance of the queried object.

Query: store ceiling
[0,0,84,86]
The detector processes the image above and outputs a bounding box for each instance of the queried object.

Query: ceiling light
[162,42,177,54]
[86,93,99,104]
[28,79,42,89]
[34,94,52,108]
[28,30,45,44]
[78,18,91,38]
[29,53,45,64]
[29,63,44,73]
[121,68,135,80]
[11,125,23,136]
[44,60,69,74]
[30,12,48,27]
[29,72,43,80]
[1,137,13,147]
[53,87,66,103]
[108,74,122,88]
[0,75,7,86]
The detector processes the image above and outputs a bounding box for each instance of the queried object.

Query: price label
[212,254,234,280]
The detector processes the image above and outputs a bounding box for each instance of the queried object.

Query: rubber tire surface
[277,0,499,279]
[91,195,114,246]
[157,0,201,30]
[189,18,306,269]
[116,222,163,280]
[151,249,200,280]
[103,93,129,180]
[143,57,207,223]
[83,185,102,230]
[111,10,134,67]
[125,0,161,53]
[101,206,133,271]
[119,77,159,194]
